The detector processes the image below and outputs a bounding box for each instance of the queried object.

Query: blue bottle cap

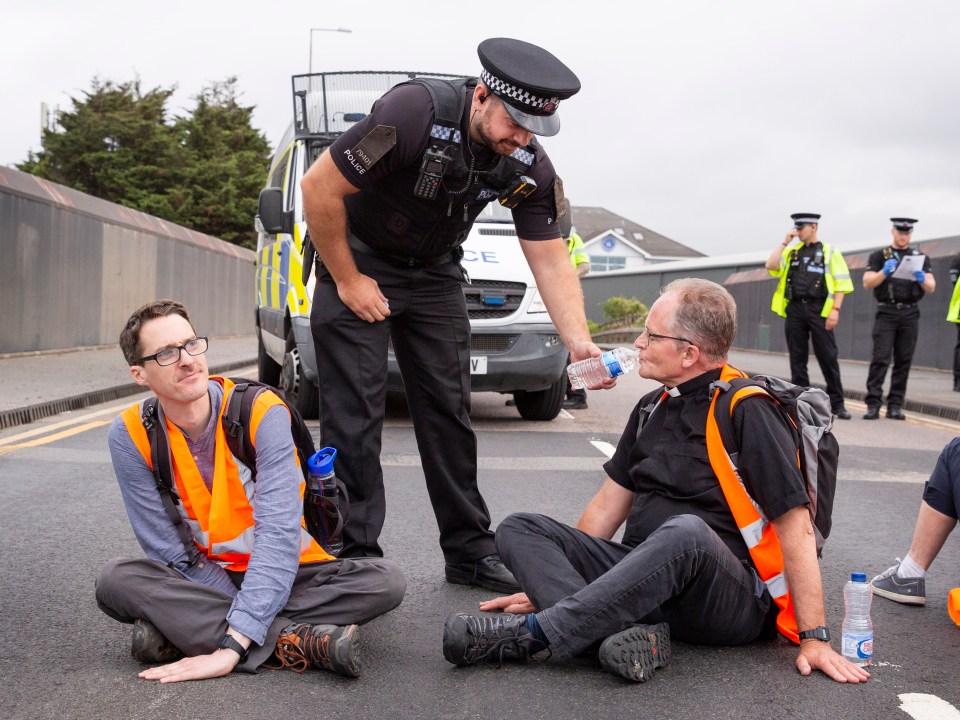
[307,447,337,476]
[851,572,867,582]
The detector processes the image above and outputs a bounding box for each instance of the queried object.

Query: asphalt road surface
[2,368,958,720]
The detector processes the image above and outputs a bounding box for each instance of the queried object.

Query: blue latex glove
[914,270,927,284]
[882,258,898,276]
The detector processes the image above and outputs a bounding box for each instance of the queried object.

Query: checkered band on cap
[480,69,560,114]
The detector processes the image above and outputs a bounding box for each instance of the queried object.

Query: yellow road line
[0,420,113,456]
[0,403,131,446]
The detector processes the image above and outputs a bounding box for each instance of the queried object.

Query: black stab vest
[343,78,536,259]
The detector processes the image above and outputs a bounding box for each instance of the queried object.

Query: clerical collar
[662,368,723,398]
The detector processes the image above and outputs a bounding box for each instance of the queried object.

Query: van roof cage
[292,71,467,140]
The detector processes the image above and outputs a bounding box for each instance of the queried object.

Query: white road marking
[590,440,617,459]
[840,470,929,485]
[898,693,960,719]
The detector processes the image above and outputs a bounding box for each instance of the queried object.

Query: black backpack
[710,373,839,555]
[140,377,345,563]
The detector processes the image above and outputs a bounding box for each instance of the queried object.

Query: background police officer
[862,218,935,419]
[948,252,960,392]
[765,213,854,419]
[300,38,602,593]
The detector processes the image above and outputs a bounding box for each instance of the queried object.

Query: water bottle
[306,447,346,556]
[567,347,640,390]
[841,572,873,666]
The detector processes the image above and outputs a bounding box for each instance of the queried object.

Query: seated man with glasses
[442,279,868,685]
[95,300,405,682]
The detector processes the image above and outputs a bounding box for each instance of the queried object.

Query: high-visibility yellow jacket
[769,241,854,318]
[947,277,960,323]
[567,231,589,276]
[121,377,330,571]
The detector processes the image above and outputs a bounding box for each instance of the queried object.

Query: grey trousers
[95,556,406,671]
[496,512,774,660]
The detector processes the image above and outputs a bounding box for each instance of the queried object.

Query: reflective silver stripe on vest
[210,524,257,558]
[720,449,770,549]
[765,571,789,599]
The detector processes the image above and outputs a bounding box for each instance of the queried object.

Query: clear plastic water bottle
[567,347,640,390]
[841,572,873,666]
[306,447,345,556]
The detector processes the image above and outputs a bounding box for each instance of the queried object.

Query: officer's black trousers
[953,324,960,384]
[865,304,920,409]
[311,251,495,565]
[784,301,845,411]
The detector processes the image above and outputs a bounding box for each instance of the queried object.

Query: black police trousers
[311,249,496,565]
[864,304,920,409]
[784,300,845,411]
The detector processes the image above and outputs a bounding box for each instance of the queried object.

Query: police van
[254,72,568,422]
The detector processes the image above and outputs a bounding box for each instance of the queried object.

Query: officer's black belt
[878,301,918,309]
[346,233,453,269]
[792,298,826,304]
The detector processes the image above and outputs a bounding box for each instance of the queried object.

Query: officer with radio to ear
[300,38,605,592]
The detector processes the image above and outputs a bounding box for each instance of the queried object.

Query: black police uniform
[310,39,579,576]
[783,242,846,411]
[864,244,931,413]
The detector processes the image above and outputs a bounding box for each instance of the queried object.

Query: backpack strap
[223,380,264,478]
[141,397,202,569]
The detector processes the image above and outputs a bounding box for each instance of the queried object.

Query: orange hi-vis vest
[704,364,801,643]
[121,377,331,571]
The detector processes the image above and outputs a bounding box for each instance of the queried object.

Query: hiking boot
[598,622,671,683]
[269,623,360,678]
[871,562,925,605]
[862,406,880,420]
[131,618,183,663]
[887,406,906,420]
[445,554,520,593]
[442,612,548,667]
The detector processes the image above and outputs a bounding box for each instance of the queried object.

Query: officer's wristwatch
[217,633,249,661]
[798,626,831,642]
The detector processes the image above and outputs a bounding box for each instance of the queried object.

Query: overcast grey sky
[5,0,959,256]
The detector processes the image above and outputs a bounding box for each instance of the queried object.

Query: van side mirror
[256,188,286,234]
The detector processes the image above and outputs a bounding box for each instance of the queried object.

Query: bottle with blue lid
[567,347,640,390]
[305,447,347,556]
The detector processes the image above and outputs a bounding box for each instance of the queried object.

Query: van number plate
[470,356,488,374]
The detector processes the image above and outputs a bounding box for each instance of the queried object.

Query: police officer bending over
[766,213,854,420]
[300,38,605,592]
[862,218,935,420]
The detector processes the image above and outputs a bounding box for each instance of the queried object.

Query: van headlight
[528,289,548,313]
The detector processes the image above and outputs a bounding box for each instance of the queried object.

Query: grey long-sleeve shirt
[107,380,303,646]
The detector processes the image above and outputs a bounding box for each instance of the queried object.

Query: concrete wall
[581,235,960,371]
[0,167,256,354]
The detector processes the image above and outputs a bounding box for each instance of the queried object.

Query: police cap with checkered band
[477,38,580,137]
[891,217,918,233]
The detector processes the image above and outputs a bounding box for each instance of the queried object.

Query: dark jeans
[496,512,772,660]
[311,248,495,564]
[865,305,920,409]
[784,301,845,410]
[95,557,405,671]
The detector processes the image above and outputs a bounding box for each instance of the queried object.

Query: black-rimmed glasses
[639,327,694,345]
[138,337,209,366]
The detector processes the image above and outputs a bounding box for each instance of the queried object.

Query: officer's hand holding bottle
[882,258,898,276]
[914,270,926,284]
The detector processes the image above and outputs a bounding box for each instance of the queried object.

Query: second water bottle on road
[567,347,640,390]
[841,572,874,666]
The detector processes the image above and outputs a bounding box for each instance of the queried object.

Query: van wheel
[513,372,565,421]
[257,329,282,388]
[281,329,319,419]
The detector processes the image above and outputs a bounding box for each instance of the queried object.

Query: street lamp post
[309,27,352,74]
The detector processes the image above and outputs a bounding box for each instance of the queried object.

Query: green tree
[18,76,271,248]
[19,78,185,219]
[173,78,272,248]
[600,296,647,325]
